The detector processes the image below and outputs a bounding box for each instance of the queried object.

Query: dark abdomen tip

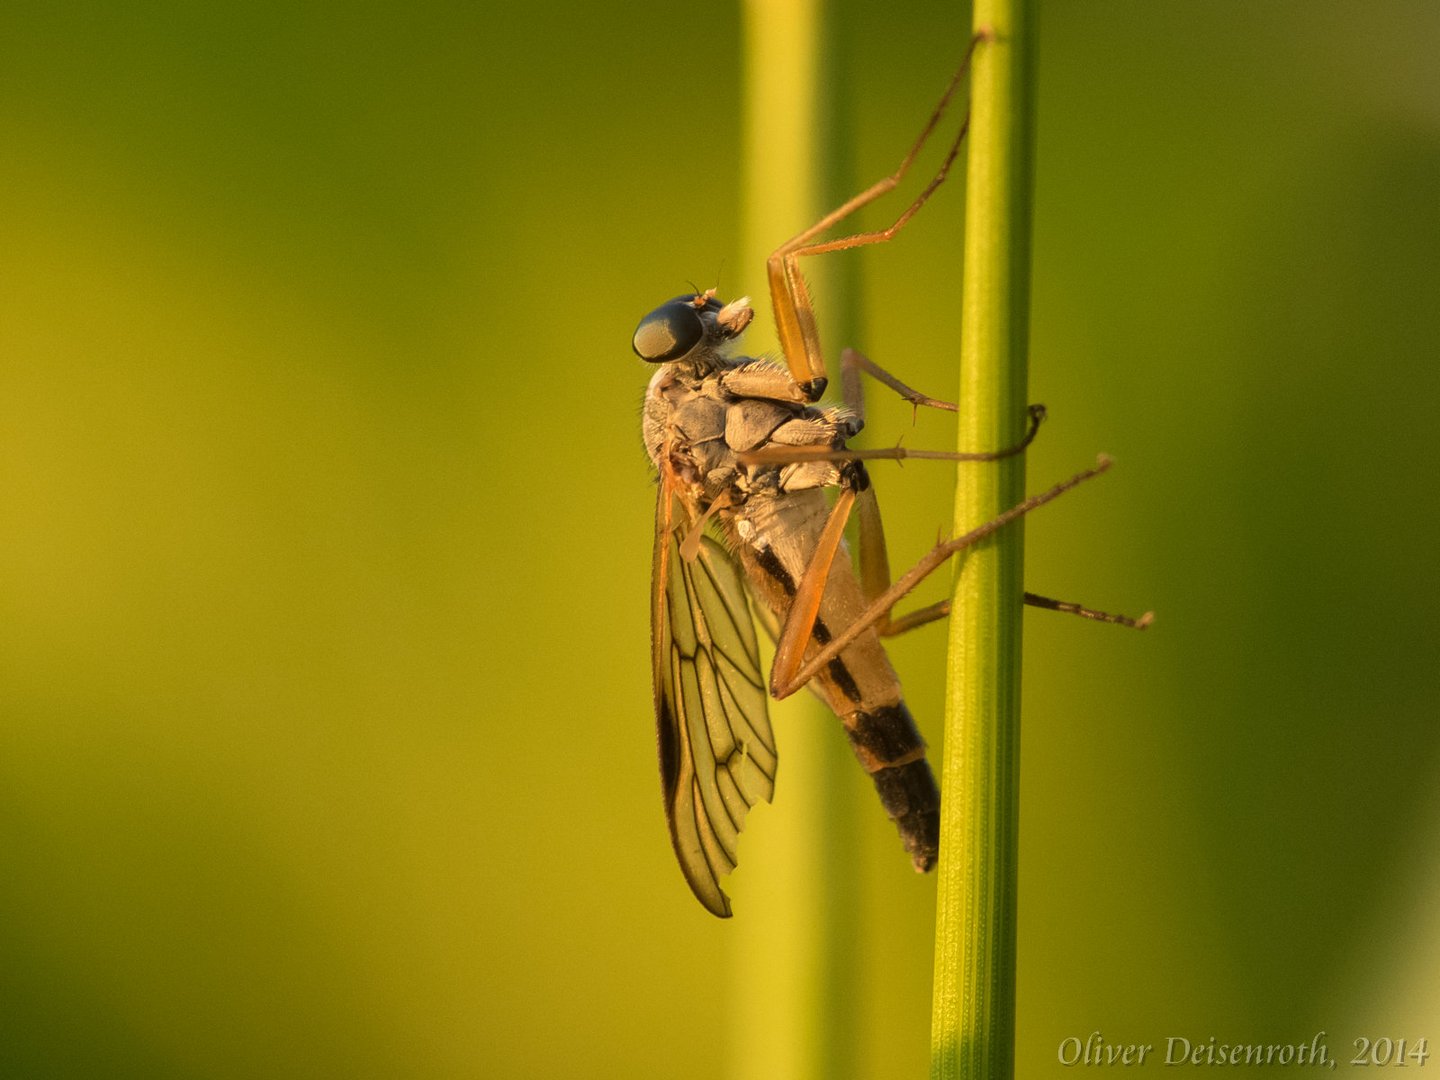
[845,701,940,872]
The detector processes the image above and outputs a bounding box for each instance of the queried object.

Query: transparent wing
[653,484,777,917]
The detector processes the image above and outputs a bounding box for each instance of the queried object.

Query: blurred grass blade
[732,0,860,1077]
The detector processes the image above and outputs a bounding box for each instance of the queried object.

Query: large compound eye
[632,299,705,363]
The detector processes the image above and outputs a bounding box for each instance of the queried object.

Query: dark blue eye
[632,297,708,363]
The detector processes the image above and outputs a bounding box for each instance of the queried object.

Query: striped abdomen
[725,487,940,871]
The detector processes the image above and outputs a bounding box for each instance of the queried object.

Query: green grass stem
[930,2,1037,1078]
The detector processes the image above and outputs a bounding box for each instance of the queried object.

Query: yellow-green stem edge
[930,1,1037,1078]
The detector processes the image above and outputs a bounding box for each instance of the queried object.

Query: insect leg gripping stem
[771,455,1124,698]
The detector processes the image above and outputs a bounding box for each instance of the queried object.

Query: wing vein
[652,485,774,917]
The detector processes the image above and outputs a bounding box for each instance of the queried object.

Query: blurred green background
[3,1,1438,1077]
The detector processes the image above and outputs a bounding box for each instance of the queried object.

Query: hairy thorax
[643,356,847,513]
